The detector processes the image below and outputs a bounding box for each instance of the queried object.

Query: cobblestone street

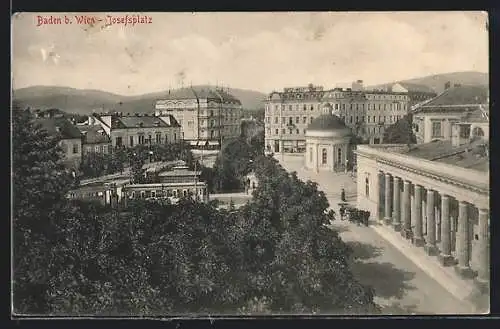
[277,154,476,315]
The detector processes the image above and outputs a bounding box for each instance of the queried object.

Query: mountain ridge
[13,85,268,115]
[13,71,488,115]
[367,71,488,94]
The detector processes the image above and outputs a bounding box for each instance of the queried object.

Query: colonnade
[379,171,489,285]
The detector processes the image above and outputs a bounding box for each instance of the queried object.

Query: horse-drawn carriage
[338,203,370,226]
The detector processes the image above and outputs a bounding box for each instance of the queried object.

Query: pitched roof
[34,117,82,139]
[111,115,180,129]
[78,125,111,144]
[307,114,349,131]
[420,85,489,107]
[396,139,489,172]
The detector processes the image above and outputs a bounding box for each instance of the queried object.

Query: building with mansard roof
[91,113,181,149]
[264,81,410,154]
[154,86,243,148]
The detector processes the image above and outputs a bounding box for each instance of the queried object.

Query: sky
[12,11,488,95]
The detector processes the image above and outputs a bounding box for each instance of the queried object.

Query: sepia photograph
[11,11,489,317]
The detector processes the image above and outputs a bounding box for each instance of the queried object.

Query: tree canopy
[13,106,378,315]
[211,137,261,193]
[383,114,417,144]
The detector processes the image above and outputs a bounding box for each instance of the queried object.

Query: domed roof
[307,114,348,131]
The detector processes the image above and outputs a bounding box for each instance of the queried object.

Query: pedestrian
[341,188,346,202]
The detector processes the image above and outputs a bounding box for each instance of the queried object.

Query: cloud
[12,12,488,94]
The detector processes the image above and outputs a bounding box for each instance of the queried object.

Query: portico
[356,144,490,290]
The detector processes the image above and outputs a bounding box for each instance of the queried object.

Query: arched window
[337,148,342,163]
[365,177,370,197]
[321,148,327,165]
[472,127,485,137]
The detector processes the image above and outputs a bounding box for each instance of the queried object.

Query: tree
[383,114,417,144]
[12,105,75,314]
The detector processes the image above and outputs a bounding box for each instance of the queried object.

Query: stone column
[476,208,490,288]
[384,173,392,225]
[438,194,454,266]
[424,189,438,256]
[315,144,319,173]
[401,180,412,239]
[455,201,475,278]
[412,185,424,246]
[392,176,401,231]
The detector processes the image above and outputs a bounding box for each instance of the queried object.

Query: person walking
[341,188,346,202]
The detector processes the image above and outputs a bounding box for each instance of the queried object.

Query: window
[459,125,471,138]
[295,116,299,124]
[365,177,370,197]
[282,117,286,124]
[379,116,382,123]
[373,116,376,122]
[274,117,278,124]
[350,104,353,110]
[129,136,134,147]
[321,148,327,165]
[174,133,177,141]
[95,145,99,152]
[350,116,353,124]
[282,129,286,134]
[296,129,300,134]
[289,117,293,125]
[356,116,359,123]
[165,135,168,143]
[267,128,271,135]
[309,147,313,162]
[138,135,145,144]
[275,129,279,135]
[115,137,122,147]
[337,148,342,163]
[342,104,346,110]
[432,121,442,137]
[156,133,162,143]
[288,129,292,134]
[86,146,91,153]
[288,105,292,111]
[472,127,485,137]
[367,116,370,123]
[335,104,339,110]
[72,143,79,154]
[310,105,314,111]
[310,117,314,124]
[303,116,307,123]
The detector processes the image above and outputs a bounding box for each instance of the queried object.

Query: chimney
[444,81,451,90]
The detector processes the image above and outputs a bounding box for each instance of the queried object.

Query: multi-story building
[154,87,243,148]
[264,82,410,153]
[78,124,112,156]
[34,116,83,170]
[412,85,489,144]
[374,82,438,109]
[91,113,181,149]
